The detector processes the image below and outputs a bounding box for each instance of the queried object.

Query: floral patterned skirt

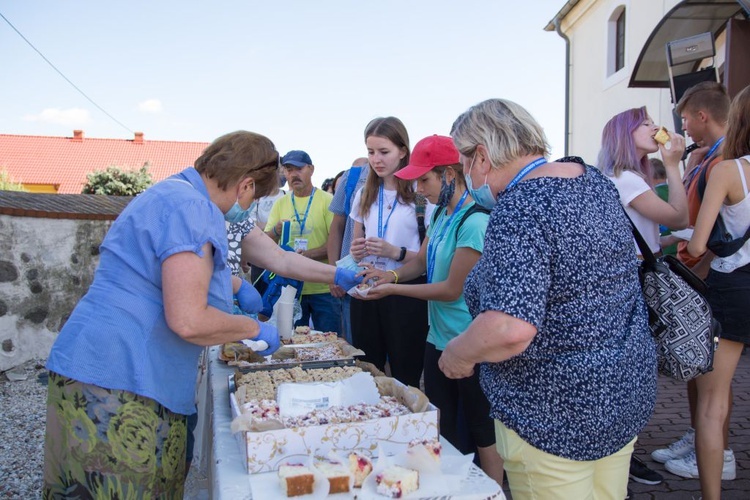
[43,372,187,500]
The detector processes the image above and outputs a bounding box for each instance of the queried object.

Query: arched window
[608,6,626,76]
[615,10,626,71]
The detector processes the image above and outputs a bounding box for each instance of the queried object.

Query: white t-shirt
[608,170,660,255]
[252,189,286,229]
[350,187,434,271]
[712,157,750,273]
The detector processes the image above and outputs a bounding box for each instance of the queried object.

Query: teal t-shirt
[426,201,489,350]
[654,182,677,256]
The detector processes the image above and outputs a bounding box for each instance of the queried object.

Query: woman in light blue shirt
[359,135,503,484]
[43,131,360,499]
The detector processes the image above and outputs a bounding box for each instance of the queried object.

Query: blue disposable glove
[235,279,263,315]
[253,320,280,356]
[334,267,362,291]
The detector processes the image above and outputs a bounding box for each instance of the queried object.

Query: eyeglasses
[253,155,280,172]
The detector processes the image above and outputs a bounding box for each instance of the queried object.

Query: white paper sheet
[277,372,380,418]
[670,228,694,241]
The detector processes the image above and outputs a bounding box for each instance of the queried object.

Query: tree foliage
[0,168,27,191]
[82,164,153,196]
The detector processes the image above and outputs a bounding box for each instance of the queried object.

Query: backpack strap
[431,205,445,225]
[415,194,427,244]
[429,202,489,243]
[344,166,363,215]
[458,204,491,232]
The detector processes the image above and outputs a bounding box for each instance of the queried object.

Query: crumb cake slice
[315,457,351,494]
[375,465,419,498]
[278,464,315,497]
[347,452,373,488]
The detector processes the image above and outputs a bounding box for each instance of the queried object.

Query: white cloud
[138,99,163,113]
[23,108,91,126]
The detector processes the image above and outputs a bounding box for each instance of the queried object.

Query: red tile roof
[0,130,209,194]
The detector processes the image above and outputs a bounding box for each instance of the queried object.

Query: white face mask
[465,154,496,209]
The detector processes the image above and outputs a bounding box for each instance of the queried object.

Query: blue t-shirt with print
[464,163,656,461]
[328,166,370,258]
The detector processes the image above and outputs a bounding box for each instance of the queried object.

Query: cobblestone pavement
[499,348,750,500]
[628,347,750,499]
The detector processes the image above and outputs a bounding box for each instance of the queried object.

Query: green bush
[0,169,27,191]
[82,164,152,196]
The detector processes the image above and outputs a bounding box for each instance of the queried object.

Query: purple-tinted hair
[597,106,653,184]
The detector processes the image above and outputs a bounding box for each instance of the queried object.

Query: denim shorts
[707,263,750,345]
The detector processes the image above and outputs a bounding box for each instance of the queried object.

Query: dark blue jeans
[295,292,341,334]
[339,295,353,344]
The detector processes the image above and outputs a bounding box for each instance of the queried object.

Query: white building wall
[559,0,686,164]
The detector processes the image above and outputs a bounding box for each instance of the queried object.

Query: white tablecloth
[203,346,505,500]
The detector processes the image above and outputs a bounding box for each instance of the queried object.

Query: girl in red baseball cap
[358,134,504,484]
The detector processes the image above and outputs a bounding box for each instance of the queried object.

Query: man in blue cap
[265,150,341,333]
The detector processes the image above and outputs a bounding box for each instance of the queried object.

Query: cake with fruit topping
[408,438,442,462]
[375,465,419,498]
[315,457,351,494]
[347,452,373,488]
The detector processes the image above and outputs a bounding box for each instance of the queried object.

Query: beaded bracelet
[387,269,399,284]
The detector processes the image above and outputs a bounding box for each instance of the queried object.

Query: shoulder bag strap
[622,208,658,266]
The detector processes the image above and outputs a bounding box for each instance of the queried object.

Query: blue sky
[0,0,567,184]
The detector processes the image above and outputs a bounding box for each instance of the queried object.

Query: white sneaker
[723,449,737,480]
[664,449,736,480]
[651,429,695,463]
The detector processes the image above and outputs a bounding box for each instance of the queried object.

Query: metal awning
[629,0,748,88]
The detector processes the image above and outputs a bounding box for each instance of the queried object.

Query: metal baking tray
[228,358,360,391]
[234,356,357,373]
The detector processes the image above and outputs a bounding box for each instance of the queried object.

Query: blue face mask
[465,154,496,209]
[224,184,254,224]
[224,200,253,224]
[436,171,455,208]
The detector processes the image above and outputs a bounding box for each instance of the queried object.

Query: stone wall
[0,192,131,372]
[0,215,113,371]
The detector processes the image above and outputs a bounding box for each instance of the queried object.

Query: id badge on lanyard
[294,238,308,252]
[372,186,397,270]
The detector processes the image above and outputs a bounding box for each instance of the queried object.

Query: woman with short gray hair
[440,98,657,499]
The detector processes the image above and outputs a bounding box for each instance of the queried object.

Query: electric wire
[0,10,134,134]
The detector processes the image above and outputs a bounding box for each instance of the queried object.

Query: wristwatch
[396,246,407,262]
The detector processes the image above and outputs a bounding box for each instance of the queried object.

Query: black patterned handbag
[629,220,721,381]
